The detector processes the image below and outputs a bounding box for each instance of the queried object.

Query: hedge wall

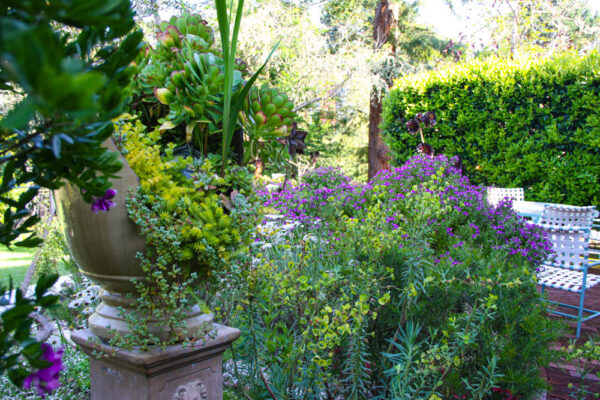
[381,52,600,207]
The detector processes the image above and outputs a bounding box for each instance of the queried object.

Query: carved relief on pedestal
[172,379,208,400]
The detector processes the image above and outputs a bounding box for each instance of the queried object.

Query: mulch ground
[542,278,600,399]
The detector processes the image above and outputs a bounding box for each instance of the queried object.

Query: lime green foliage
[115,116,256,279]
[558,338,600,399]
[210,157,559,398]
[382,51,600,206]
[110,116,259,346]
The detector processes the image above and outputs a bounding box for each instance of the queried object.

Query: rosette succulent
[406,110,437,156]
[241,84,296,164]
[159,14,214,48]
[131,12,302,172]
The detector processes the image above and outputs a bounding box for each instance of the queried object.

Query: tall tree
[448,0,600,58]
[365,1,445,179]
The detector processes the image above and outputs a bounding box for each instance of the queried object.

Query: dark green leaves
[0,0,142,246]
[382,52,600,207]
[0,273,59,388]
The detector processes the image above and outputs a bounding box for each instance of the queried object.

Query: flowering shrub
[262,166,365,224]
[212,154,559,399]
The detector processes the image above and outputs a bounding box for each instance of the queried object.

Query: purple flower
[91,189,117,214]
[23,343,64,398]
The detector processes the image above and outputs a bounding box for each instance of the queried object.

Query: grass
[0,245,36,288]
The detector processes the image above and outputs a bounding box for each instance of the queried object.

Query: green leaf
[0,97,36,130]
[34,274,59,300]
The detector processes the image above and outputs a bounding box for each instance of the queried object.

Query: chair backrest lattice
[539,205,598,231]
[486,187,524,206]
[543,227,591,272]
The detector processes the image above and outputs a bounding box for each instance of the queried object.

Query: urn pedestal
[71,325,240,400]
[54,139,211,341]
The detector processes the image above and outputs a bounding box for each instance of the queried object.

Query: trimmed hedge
[381,52,600,207]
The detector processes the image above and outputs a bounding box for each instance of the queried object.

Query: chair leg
[577,289,586,339]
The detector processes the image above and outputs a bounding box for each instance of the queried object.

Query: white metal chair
[538,204,598,231]
[537,205,600,338]
[486,187,524,206]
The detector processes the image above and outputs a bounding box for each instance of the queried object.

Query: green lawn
[0,245,36,288]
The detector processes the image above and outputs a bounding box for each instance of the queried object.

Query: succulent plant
[244,84,295,139]
[240,84,296,164]
[138,61,168,91]
[132,13,300,170]
[406,110,438,156]
[276,122,308,157]
[158,14,214,49]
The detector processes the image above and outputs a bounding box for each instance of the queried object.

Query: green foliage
[34,220,70,279]
[0,0,143,247]
[0,274,59,388]
[210,156,559,398]
[558,338,600,399]
[0,331,91,399]
[382,51,600,207]
[242,84,297,165]
[132,8,287,172]
[452,0,600,59]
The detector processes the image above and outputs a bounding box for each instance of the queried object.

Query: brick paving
[542,280,600,399]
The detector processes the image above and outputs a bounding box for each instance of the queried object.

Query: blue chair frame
[537,205,600,338]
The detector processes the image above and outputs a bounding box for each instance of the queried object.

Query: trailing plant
[110,115,258,346]
[98,3,301,347]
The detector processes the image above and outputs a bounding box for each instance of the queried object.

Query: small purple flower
[91,189,117,214]
[23,343,64,398]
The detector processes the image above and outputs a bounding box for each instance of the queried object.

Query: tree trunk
[367,1,395,180]
[368,91,390,180]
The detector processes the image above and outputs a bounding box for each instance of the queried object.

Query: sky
[416,0,600,41]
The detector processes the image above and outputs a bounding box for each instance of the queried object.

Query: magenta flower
[23,343,64,398]
[91,189,117,214]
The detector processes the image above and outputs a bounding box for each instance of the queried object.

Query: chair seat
[537,265,600,293]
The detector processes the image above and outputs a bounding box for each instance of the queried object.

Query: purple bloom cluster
[261,155,551,270]
[23,343,63,398]
[263,167,365,224]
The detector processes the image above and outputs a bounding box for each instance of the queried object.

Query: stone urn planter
[56,139,240,399]
[54,139,212,342]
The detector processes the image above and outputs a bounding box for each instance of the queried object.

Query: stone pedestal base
[71,324,240,400]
